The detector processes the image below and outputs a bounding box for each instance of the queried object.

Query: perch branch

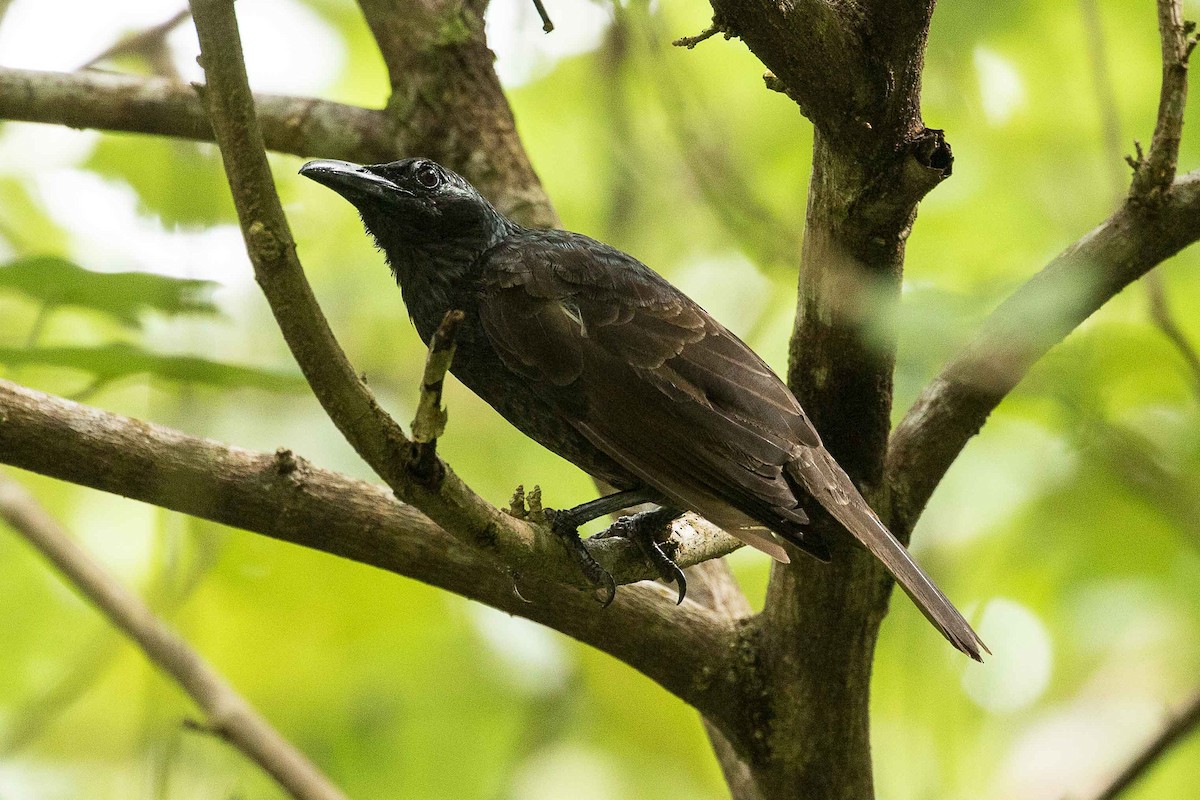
[0,378,754,747]
[0,473,349,800]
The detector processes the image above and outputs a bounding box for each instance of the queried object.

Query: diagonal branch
[887,170,1200,529]
[0,472,349,800]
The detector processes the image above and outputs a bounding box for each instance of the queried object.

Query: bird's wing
[477,232,823,560]
[478,232,988,660]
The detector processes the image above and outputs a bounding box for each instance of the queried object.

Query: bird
[299,156,988,660]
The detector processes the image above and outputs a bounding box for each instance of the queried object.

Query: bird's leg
[601,507,687,605]
[544,487,660,607]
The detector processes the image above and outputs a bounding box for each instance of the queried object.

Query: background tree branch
[887,0,1199,531]
[0,472,350,800]
[0,67,395,162]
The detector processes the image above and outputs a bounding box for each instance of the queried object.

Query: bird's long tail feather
[786,447,989,661]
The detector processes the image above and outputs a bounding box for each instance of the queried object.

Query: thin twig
[0,473,349,800]
[1091,691,1200,800]
[79,8,191,72]
[530,0,553,33]
[1130,0,1195,197]
[1078,0,1128,201]
[1080,1,1200,403]
[409,309,464,484]
[673,19,726,49]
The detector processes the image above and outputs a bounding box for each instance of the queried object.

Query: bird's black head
[299,158,514,295]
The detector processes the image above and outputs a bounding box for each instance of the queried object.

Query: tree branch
[1090,690,1200,800]
[0,377,758,745]
[0,67,396,163]
[0,473,349,800]
[887,0,1200,530]
[1130,0,1195,198]
[888,170,1200,528]
[0,64,551,225]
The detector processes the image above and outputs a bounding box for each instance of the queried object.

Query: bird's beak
[299,159,406,203]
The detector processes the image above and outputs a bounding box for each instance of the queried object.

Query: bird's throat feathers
[358,205,513,341]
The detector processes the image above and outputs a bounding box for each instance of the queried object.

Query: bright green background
[1,0,1198,798]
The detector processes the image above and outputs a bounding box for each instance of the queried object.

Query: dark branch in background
[1079,0,1129,199]
[1081,416,1200,550]
[0,474,349,800]
[887,0,1200,530]
[1090,690,1200,800]
[408,310,464,484]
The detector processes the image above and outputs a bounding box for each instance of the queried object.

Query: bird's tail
[785,446,989,661]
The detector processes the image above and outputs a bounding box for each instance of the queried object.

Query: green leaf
[0,342,307,394]
[85,135,232,227]
[0,256,220,327]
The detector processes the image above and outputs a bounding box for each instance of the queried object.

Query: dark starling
[300,157,988,660]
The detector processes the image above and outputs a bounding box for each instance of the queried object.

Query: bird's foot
[544,508,617,607]
[599,508,686,605]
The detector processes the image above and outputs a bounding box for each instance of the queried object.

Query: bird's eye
[414,163,441,190]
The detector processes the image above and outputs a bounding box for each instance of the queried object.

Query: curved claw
[509,569,534,604]
[668,564,687,605]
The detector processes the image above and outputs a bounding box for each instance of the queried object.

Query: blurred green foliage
[0,0,1198,798]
